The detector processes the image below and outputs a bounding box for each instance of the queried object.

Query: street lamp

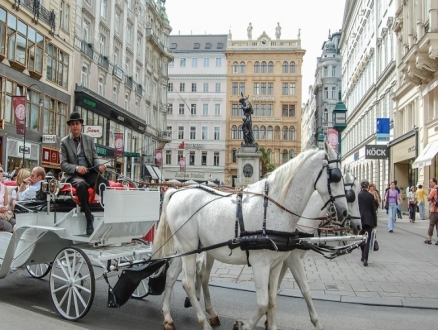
[24,84,43,166]
[332,91,348,156]
[317,133,325,150]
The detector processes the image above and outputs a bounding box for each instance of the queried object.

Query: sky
[165,0,346,104]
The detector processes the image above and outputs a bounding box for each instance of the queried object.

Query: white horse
[153,144,348,330]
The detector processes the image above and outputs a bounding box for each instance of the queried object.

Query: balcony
[113,65,123,80]
[81,40,94,59]
[98,54,110,71]
[19,0,56,33]
[157,130,171,143]
[125,76,133,89]
[136,84,143,95]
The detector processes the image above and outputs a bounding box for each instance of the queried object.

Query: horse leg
[286,250,322,329]
[265,259,285,330]
[162,257,182,330]
[200,253,220,326]
[181,254,212,330]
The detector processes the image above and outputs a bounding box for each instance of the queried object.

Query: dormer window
[170,43,177,49]
[205,42,212,49]
[194,43,200,49]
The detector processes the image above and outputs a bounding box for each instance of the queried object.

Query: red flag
[179,156,186,172]
[155,149,162,167]
[178,141,185,149]
[12,96,26,135]
[114,133,124,158]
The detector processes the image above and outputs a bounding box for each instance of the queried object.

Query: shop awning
[145,165,158,180]
[152,166,164,182]
[412,141,438,169]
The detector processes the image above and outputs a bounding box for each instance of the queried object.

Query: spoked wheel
[131,277,150,299]
[26,264,52,279]
[49,247,95,321]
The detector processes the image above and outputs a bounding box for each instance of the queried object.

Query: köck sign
[365,145,388,159]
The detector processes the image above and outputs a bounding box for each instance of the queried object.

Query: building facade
[225,29,305,186]
[72,0,171,182]
[0,0,75,175]
[340,0,396,201]
[301,85,316,150]
[163,35,228,183]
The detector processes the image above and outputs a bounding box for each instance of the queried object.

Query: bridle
[343,171,361,222]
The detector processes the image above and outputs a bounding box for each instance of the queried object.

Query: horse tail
[152,188,177,259]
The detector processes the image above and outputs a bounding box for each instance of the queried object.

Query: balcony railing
[98,54,109,71]
[81,40,94,59]
[113,65,123,80]
[125,76,133,89]
[18,0,56,33]
[136,84,143,95]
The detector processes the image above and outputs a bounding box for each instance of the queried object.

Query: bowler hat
[67,112,84,125]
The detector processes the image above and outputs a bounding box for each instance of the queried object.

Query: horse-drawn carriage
[0,175,164,321]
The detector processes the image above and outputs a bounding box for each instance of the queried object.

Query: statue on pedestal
[239,93,257,147]
[275,22,281,39]
[247,23,253,39]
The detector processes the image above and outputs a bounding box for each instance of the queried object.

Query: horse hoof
[264,319,269,330]
[184,297,192,308]
[163,321,176,330]
[209,316,221,327]
[232,321,243,330]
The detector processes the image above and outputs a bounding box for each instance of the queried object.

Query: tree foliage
[259,146,275,177]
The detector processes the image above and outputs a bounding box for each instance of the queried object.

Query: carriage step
[18,225,65,232]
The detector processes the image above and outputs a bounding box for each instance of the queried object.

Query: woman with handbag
[386,181,402,232]
[358,180,377,266]
[0,165,16,233]
[408,186,417,223]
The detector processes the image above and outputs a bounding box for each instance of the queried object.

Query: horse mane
[268,148,320,203]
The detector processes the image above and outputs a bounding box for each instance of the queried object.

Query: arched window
[240,61,246,73]
[282,150,288,164]
[290,61,296,73]
[289,149,295,159]
[232,61,238,73]
[289,126,296,140]
[238,125,243,139]
[282,61,288,73]
[261,61,267,73]
[98,77,104,96]
[232,148,237,162]
[231,125,237,139]
[282,126,288,140]
[267,149,272,162]
[268,61,274,73]
[274,126,280,140]
[260,125,266,139]
[253,125,259,139]
[267,126,273,140]
[254,61,260,73]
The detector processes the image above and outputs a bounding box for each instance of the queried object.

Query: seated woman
[0,164,16,232]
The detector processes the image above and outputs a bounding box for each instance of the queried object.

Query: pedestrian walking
[394,180,403,219]
[368,183,380,211]
[416,184,426,220]
[383,183,390,212]
[425,178,438,245]
[408,186,417,223]
[358,180,377,266]
[386,181,401,232]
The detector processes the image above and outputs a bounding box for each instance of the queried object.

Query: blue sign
[376,118,390,141]
[354,151,359,161]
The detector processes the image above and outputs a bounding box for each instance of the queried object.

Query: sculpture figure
[275,22,281,39]
[239,93,256,146]
[247,23,253,39]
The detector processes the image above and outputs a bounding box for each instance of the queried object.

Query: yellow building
[224,31,305,186]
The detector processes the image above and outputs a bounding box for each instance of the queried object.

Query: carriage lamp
[332,91,348,155]
[317,133,325,150]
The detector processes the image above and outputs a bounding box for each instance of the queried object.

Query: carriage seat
[58,180,125,204]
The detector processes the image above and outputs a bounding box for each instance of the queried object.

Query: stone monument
[235,94,262,188]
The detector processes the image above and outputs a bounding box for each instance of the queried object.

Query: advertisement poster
[12,96,26,135]
[327,127,338,152]
[114,133,124,158]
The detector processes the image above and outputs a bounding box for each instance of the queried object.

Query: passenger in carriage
[60,112,109,236]
[16,166,46,201]
[0,165,16,232]
[9,168,31,212]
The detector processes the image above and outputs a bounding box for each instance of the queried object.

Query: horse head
[343,167,361,234]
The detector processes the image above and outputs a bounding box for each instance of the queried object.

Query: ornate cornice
[416,54,438,72]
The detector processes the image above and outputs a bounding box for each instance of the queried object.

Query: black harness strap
[262,181,269,236]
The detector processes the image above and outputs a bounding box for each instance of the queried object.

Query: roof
[169,35,228,53]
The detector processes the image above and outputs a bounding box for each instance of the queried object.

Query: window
[137,36,141,55]
[178,126,184,139]
[83,19,89,41]
[268,83,273,95]
[289,83,295,95]
[168,82,173,92]
[215,83,221,92]
[114,12,120,33]
[101,0,107,18]
[331,87,337,99]
[282,150,288,164]
[190,126,196,139]
[261,61,267,73]
[324,87,328,99]
[179,103,184,114]
[260,126,266,139]
[232,104,238,116]
[43,97,67,137]
[193,42,200,49]
[167,103,173,114]
[180,58,186,67]
[214,104,220,115]
[168,61,174,67]
[253,104,259,116]
[46,43,69,88]
[99,34,105,54]
[232,82,238,94]
[26,89,42,130]
[254,83,260,95]
[267,149,272,162]
[267,126,273,140]
[192,58,198,67]
[261,83,266,95]
[254,61,260,73]
[166,150,172,164]
[203,82,208,92]
[81,64,88,87]
[201,151,207,165]
[261,104,266,116]
[232,149,237,162]
[289,150,295,159]
[204,57,209,67]
[190,104,196,115]
[191,83,197,92]
[289,126,296,140]
[215,58,222,67]
[126,24,131,44]
[214,127,220,140]
[282,83,288,95]
[240,61,245,73]
[290,61,296,73]
[189,151,195,165]
[180,83,185,92]
[332,66,336,76]
[98,77,104,96]
[202,126,208,140]
[233,61,238,73]
[253,126,259,139]
[282,105,288,117]
[289,105,295,117]
[268,104,273,117]
[239,82,245,95]
[231,125,237,139]
[323,66,328,77]
[283,126,288,140]
[214,152,219,166]
[268,61,274,73]
[113,85,118,103]
[282,61,288,73]
[60,1,69,31]
[205,42,211,49]
[124,93,129,111]
[203,104,208,115]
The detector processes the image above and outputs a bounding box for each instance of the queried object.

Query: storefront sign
[12,96,26,135]
[376,118,390,141]
[252,96,275,102]
[185,143,204,149]
[365,145,388,159]
[18,144,31,158]
[83,125,103,138]
[41,147,60,168]
[42,135,57,143]
[175,172,206,179]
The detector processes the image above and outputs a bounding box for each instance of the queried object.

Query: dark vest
[76,138,90,168]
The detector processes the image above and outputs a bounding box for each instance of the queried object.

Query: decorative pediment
[416,54,438,72]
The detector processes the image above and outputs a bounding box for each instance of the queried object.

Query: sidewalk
[207,209,438,309]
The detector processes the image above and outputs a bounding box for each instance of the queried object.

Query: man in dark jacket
[358,180,377,266]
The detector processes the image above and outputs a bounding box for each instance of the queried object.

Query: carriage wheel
[49,247,95,321]
[26,264,52,279]
[131,277,150,299]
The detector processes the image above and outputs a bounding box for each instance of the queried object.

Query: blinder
[328,167,342,183]
[345,188,356,203]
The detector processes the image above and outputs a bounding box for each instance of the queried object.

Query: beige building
[224,30,305,186]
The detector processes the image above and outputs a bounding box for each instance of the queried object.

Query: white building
[301,86,316,150]
[340,0,396,197]
[163,35,228,183]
